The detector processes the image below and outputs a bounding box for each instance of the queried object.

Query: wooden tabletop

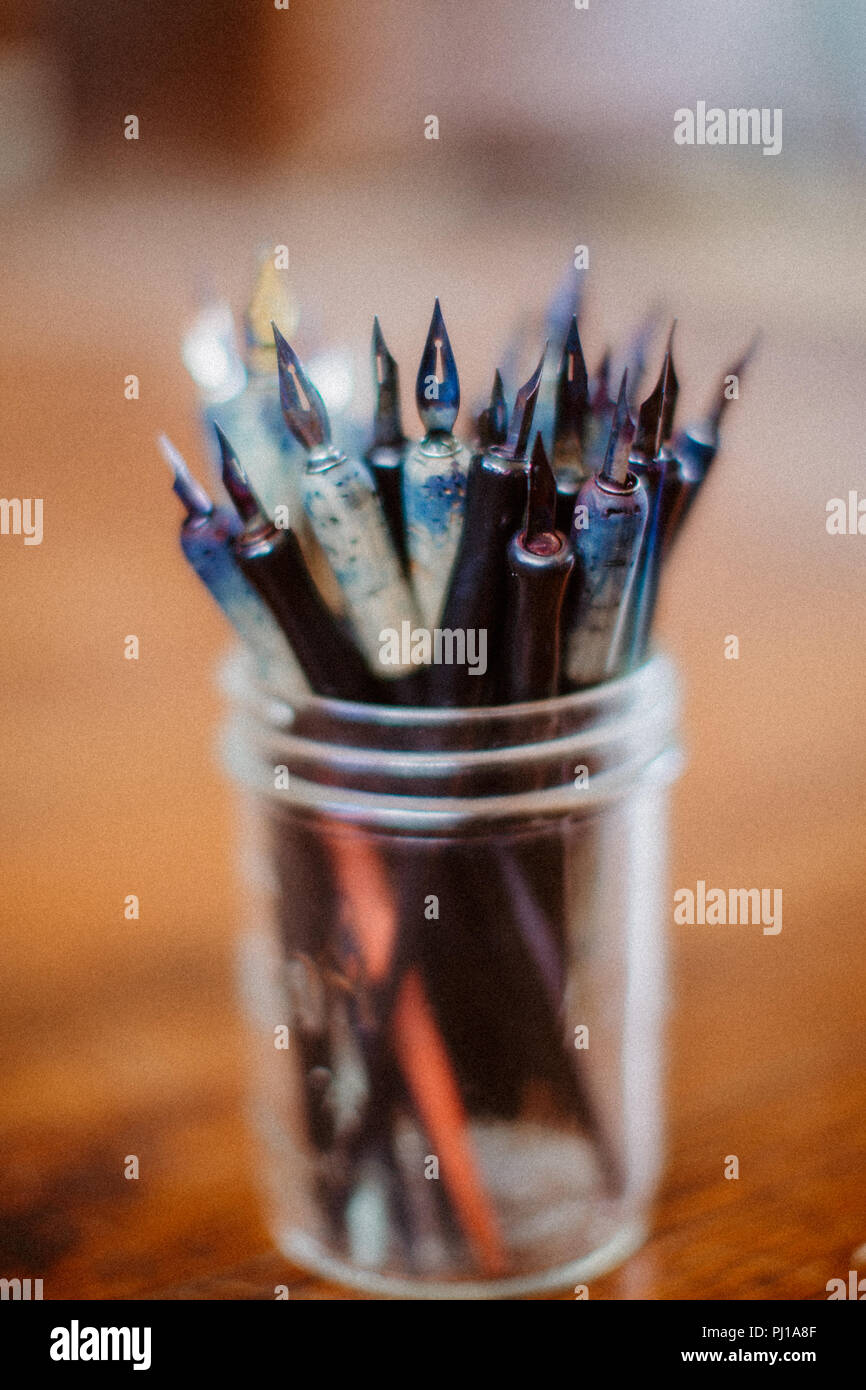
[1,151,864,1300]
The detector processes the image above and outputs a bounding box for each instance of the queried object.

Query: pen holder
[222,652,681,1298]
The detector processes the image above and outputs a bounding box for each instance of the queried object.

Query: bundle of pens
[163,259,754,1289]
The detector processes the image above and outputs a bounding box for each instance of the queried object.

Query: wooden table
[1,153,864,1300]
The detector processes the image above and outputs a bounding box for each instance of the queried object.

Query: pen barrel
[403,437,468,628]
[181,512,307,692]
[664,432,717,552]
[233,528,380,702]
[564,474,648,688]
[502,534,575,702]
[432,450,528,705]
[300,453,422,677]
[366,444,410,578]
[626,453,678,666]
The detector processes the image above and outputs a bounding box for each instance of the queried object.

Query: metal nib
[415,298,460,435]
[273,322,331,451]
[524,433,558,548]
[623,303,662,406]
[591,349,613,414]
[159,434,213,518]
[477,368,508,449]
[371,316,405,450]
[502,344,547,460]
[706,330,761,439]
[634,327,677,458]
[215,424,267,526]
[659,320,679,445]
[601,371,635,485]
[553,316,589,461]
[544,264,587,359]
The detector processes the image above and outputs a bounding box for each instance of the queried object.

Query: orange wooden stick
[392,968,507,1277]
[327,831,507,1276]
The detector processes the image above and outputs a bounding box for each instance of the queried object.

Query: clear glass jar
[222,651,681,1299]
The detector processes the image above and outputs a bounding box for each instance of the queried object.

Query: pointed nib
[707,330,761,437]
[215,425,265,525]
[503,343,547,459]
[415,299,460,434]
[159,434,213,518]
[591,349,613,414]
[477,368,508,449]
[553,315,589,462]
[371,316,404,449]
[601,371,635,484]
[659,320,679,444]
[524,434,558,549]
[273,323,331,451]
[634,344,672,458]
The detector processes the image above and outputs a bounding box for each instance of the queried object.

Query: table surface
[1,153,864,1300]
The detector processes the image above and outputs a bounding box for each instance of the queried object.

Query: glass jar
[222,651,681,1298]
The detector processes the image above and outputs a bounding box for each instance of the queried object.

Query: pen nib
[659,320,679,445]
[553,315,589,463]
[524,433,558,549]
[415,298,460,434]
[591,349,613,415]
[600,371,635,485]
[544,264,587,358]
[503,344,547,460]
[477,368,508,449]
[273,323,331,451]
[246,248,299,368]
[623,303,662,406]
[634,326,677,458]
[159,434,212,518]
[371,316,405,449]
[215,424,268,526]
[707,330,761,439]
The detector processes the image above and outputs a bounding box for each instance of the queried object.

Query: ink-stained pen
[159,433,306,693]
[502,435,575,703]
[274,324,422,680]
[563,371,648,689]
[625,325,679,665]
[364,317,410,577]
[430,346,546,706]
[551,316,590,534]
[666,334,760,551]
[216,427,382,703]
[402,301,469,628]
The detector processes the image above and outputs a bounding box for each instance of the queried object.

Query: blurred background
[1,0,864,1299]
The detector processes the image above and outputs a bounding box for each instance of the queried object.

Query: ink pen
[160,434,307,692]
[563,370,648,688]
[502,435,575,703]
[273,324,422,681]
[402,300,469,627]
[430,346,547,706]
[551,315,591,534]
[625,325,680,666]
[216,426,382,703]
[666,333,760,551]
[187,254,303,526]
[364,317,410,578]
[475,369,508,452]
